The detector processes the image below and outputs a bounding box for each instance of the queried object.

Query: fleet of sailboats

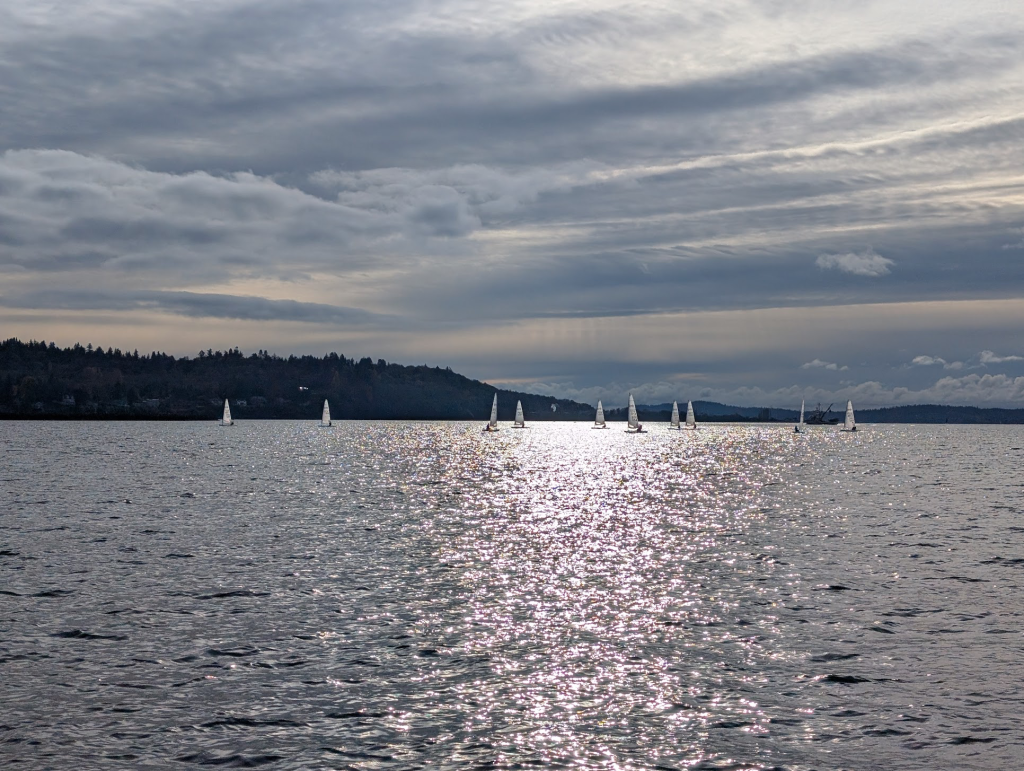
[215,394,864,433]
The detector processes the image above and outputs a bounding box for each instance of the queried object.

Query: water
[2,421,1023,769]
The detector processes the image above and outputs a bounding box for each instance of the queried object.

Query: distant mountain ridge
[627,401,1024,424]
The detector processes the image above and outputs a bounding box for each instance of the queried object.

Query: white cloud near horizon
[801,359,848,371]
[816,248,894,277]
[496,372,1024,410]
[911,355,965,370]
[980,350,1024,364]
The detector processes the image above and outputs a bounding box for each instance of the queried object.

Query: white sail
[843,400,856,431]
[489,393,498,429]
[795,399,805,433]
[594,400,606,428]
[220,399,233,426]
[684,400,696,429]
[514,400,525,427]
[670,401,680,428]
[627,393,639,430]
[321,399,331,427]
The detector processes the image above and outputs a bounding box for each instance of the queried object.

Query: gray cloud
[0,288,388,327]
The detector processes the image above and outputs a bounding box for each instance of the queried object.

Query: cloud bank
[1,0,1024,405]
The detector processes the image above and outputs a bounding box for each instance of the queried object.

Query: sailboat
[626,393,644,433]
[795,399,805,434]
[513,400,526,428]
[484,393,499,432]
[842,400,857,432]
[683,400,696,430]
[321,399,332,427]
[593,400,608,429]
[669,401,680,429]
[219,399,233,426]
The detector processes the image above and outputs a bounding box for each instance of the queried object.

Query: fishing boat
[669,401,680,429]
[483,393,499,432]
[842,400,857,432]
[795,399,805,434]
[513,400,526,428]
[683,400,696,430]
[321,399,332,427]
[219,399,233,426]
[805,402,839,425]
[593,400,608,429]
[625,393,644,433]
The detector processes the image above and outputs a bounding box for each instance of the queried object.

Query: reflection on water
[1,421,1023,769]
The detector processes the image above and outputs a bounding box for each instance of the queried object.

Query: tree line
[0,338,593,421]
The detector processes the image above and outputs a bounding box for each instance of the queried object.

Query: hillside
[0,338,592,421]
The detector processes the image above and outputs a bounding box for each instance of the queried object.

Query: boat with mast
[805,402,839,425]
[484,393,499,432]
[669,401,680,429]
[593,400,608,429]
[513,400,526,428]
[683,400,696,430]
[219,399,233,426]
[626,394,644,433]
[795,400,805,433]
[842,400,857,432]
[321,399,332,427]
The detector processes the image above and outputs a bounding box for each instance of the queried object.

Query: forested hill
[0,338,592,420]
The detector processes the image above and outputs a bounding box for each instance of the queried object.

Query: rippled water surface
[2,421,1024,769]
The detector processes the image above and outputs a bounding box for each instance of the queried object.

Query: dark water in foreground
[2,421,1023,769]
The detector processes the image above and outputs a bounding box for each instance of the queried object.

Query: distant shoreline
[4,339,1024,424]
[4,412,1024,424]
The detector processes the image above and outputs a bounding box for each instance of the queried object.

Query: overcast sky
[2,0,1024,407]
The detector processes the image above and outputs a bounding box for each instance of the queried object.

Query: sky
[2,0,1024,408]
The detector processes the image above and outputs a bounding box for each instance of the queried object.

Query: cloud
[1002,228,1024,249]
[911,355,964,369]
[816,248,894,277]
[310,161,603,234]
[979,349,1024,364]
[801,359,847,371]
[0,289,389,327]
